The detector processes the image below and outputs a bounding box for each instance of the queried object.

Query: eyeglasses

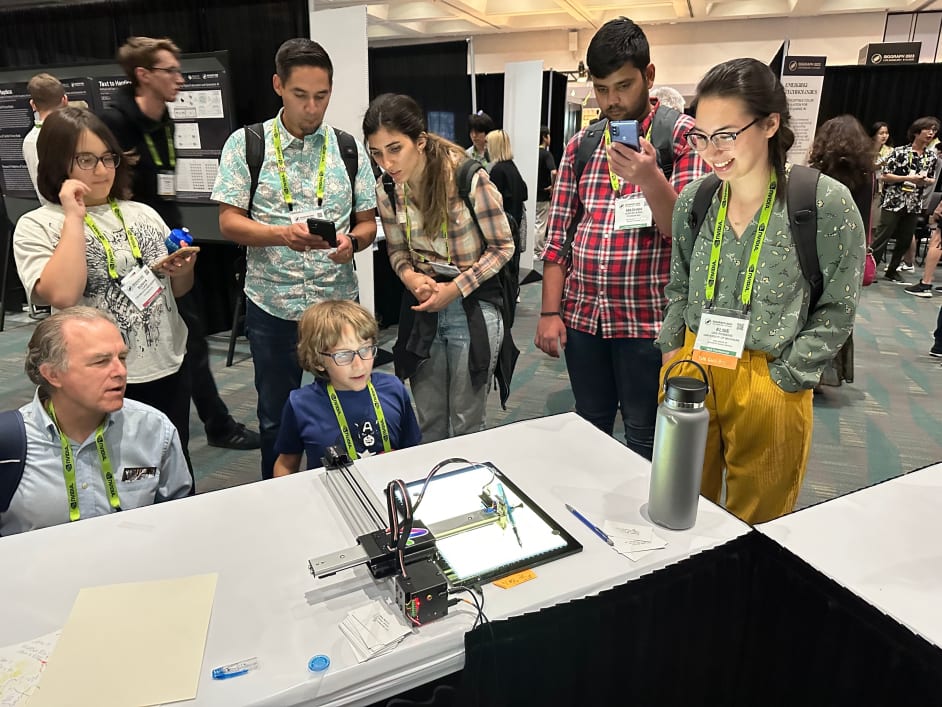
[684,116,764,152]
[73,152,121,170]
[148,66,183,76]
[318,344,378,366]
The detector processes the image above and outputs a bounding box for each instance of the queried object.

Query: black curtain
[818,63,942,146]
[369,41,470,144]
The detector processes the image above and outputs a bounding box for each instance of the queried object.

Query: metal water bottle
[165,227,193,253]
[648,359,710,530]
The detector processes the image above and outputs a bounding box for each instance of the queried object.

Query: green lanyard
[83,200,145,280]
[603,119,654,193]
[272,117,329,211]
[326,382,391,461]
[402,186,452,265]
[143,125,176,168]
[705,172,778,311]
[47,402,121,522]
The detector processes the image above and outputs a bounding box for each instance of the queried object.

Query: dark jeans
[177,289,230,435]
[245,299,302,480]
[872,209,918,275]
[564,325,661,460]
[125,359,195,495]
[934,305,942,350]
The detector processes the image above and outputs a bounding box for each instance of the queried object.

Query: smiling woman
[12,106,197,486]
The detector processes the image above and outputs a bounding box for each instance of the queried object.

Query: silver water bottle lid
[663,359,709,408]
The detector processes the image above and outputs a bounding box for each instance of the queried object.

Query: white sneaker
[899,263,915,272]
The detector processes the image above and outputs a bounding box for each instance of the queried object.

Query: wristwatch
[348,234,360,253]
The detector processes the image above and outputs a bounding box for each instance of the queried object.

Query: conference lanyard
[327,382,391,461]
[402,186,453,265]
[705,172,778,312]
[83,200,145,281]
[604,119,653,193]
[47,402,121,522]
[143,125,176,168]
[272,117,329,211]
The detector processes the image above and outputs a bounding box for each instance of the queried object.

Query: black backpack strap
[332,127,360,217]
[649,104,681,181]
[244,122,265,218]
[381,172,398,219]
[456,157,486,238]
[0,410,27,514]
[559,119,607,260]
[787,165,822,312]
[687,174,722,236]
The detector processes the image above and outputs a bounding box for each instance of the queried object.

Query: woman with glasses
[655,59,864,523]
[273,300,420,476]
[14,106,196,480]
[363,93,514,443]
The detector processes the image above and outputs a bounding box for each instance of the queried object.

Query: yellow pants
[659,330,813,524]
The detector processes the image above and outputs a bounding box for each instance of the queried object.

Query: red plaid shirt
[543,100,706,339]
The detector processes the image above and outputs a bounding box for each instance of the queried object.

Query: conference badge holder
[692,309,749,370]
[428,261,461,279]
[120,265,164,311]
[614,193,653,230]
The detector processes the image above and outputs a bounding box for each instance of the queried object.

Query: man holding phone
[534,17,705,460]
[212,38,377,480]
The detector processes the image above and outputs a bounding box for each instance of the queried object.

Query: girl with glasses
[655,59,865,524]
[13,106,197,486]
[272,300,420,476]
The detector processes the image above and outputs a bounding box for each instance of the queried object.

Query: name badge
[289,209,325,224]
[614,193,653,230]
[119,265,164,311]
[428,261,461,278]
[157,171,176,198]
[692,309,750,370]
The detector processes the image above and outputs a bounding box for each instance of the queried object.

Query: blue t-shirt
[274,372,421,469]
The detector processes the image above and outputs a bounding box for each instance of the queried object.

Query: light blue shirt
[0,391,191,536]
[211,113,377,320]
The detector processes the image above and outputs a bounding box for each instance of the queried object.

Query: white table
[758,462,942,648]
[0,413,749,706]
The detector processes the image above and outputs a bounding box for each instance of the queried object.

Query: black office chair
[226,247,247,367]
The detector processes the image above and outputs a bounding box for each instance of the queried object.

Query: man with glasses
[101,36,261,453]
[534,17,705,460]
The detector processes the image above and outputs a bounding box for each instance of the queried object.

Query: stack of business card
[603,520,668,562]
[339,600,412,662]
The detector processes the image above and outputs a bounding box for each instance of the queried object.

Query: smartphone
[307,217,337,248]
[150,246,200,271]
[610,120,640,151]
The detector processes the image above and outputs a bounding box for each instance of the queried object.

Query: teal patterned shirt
[656,168,865,392]
[211,113,377,320]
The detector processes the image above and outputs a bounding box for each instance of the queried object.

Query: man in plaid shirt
[535,17,706,459]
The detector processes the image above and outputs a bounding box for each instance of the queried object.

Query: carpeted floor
[2,266,940,509]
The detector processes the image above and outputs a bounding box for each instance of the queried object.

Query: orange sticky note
[493,569,536,589]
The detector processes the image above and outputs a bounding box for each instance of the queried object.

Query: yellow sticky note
[493,569,536,589]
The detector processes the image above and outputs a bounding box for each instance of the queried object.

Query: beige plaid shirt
[376,166,514,298]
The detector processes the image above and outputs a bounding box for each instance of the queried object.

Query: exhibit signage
[781,55,826,167]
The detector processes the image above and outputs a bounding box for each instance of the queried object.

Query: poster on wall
[0,52,234,203]
[781,55,826,167]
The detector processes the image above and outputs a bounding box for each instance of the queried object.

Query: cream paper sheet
[27,573,218,707]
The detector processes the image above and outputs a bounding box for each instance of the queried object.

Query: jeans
[934,305,942,350]
[410,299,503,443]
[176,289,230,435]
[871,209,917,275]
[563,325,661,460]
[245,299,302,480]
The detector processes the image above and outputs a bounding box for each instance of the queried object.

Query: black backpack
[560,106,682,259]
[0,410,27,517]
[244,123,360,217]
[686,165,823,312]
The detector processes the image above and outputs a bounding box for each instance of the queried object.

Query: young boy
[273,300,421,476]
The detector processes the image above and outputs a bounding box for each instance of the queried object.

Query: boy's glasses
[73,152,121,170]
[319,344,378,366]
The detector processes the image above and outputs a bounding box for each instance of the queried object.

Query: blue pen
[497,482,522,547]
[212,657,259,680]
[565,504,614,546]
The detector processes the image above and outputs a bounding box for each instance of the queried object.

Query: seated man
[0,307,191,536]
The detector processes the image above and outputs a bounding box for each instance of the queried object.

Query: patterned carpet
[2,267,940,509]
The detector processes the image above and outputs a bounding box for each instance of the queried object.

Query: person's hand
[412,281,460,312]
[534,314,567,358]
[920,174,936,186]
[403,270,437,303]
[153,250,197,278]
[59,179,90,219]
[662,347,681,367]
[606,137,661,189]
[327,233,355,264]
[278,222,323,252]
